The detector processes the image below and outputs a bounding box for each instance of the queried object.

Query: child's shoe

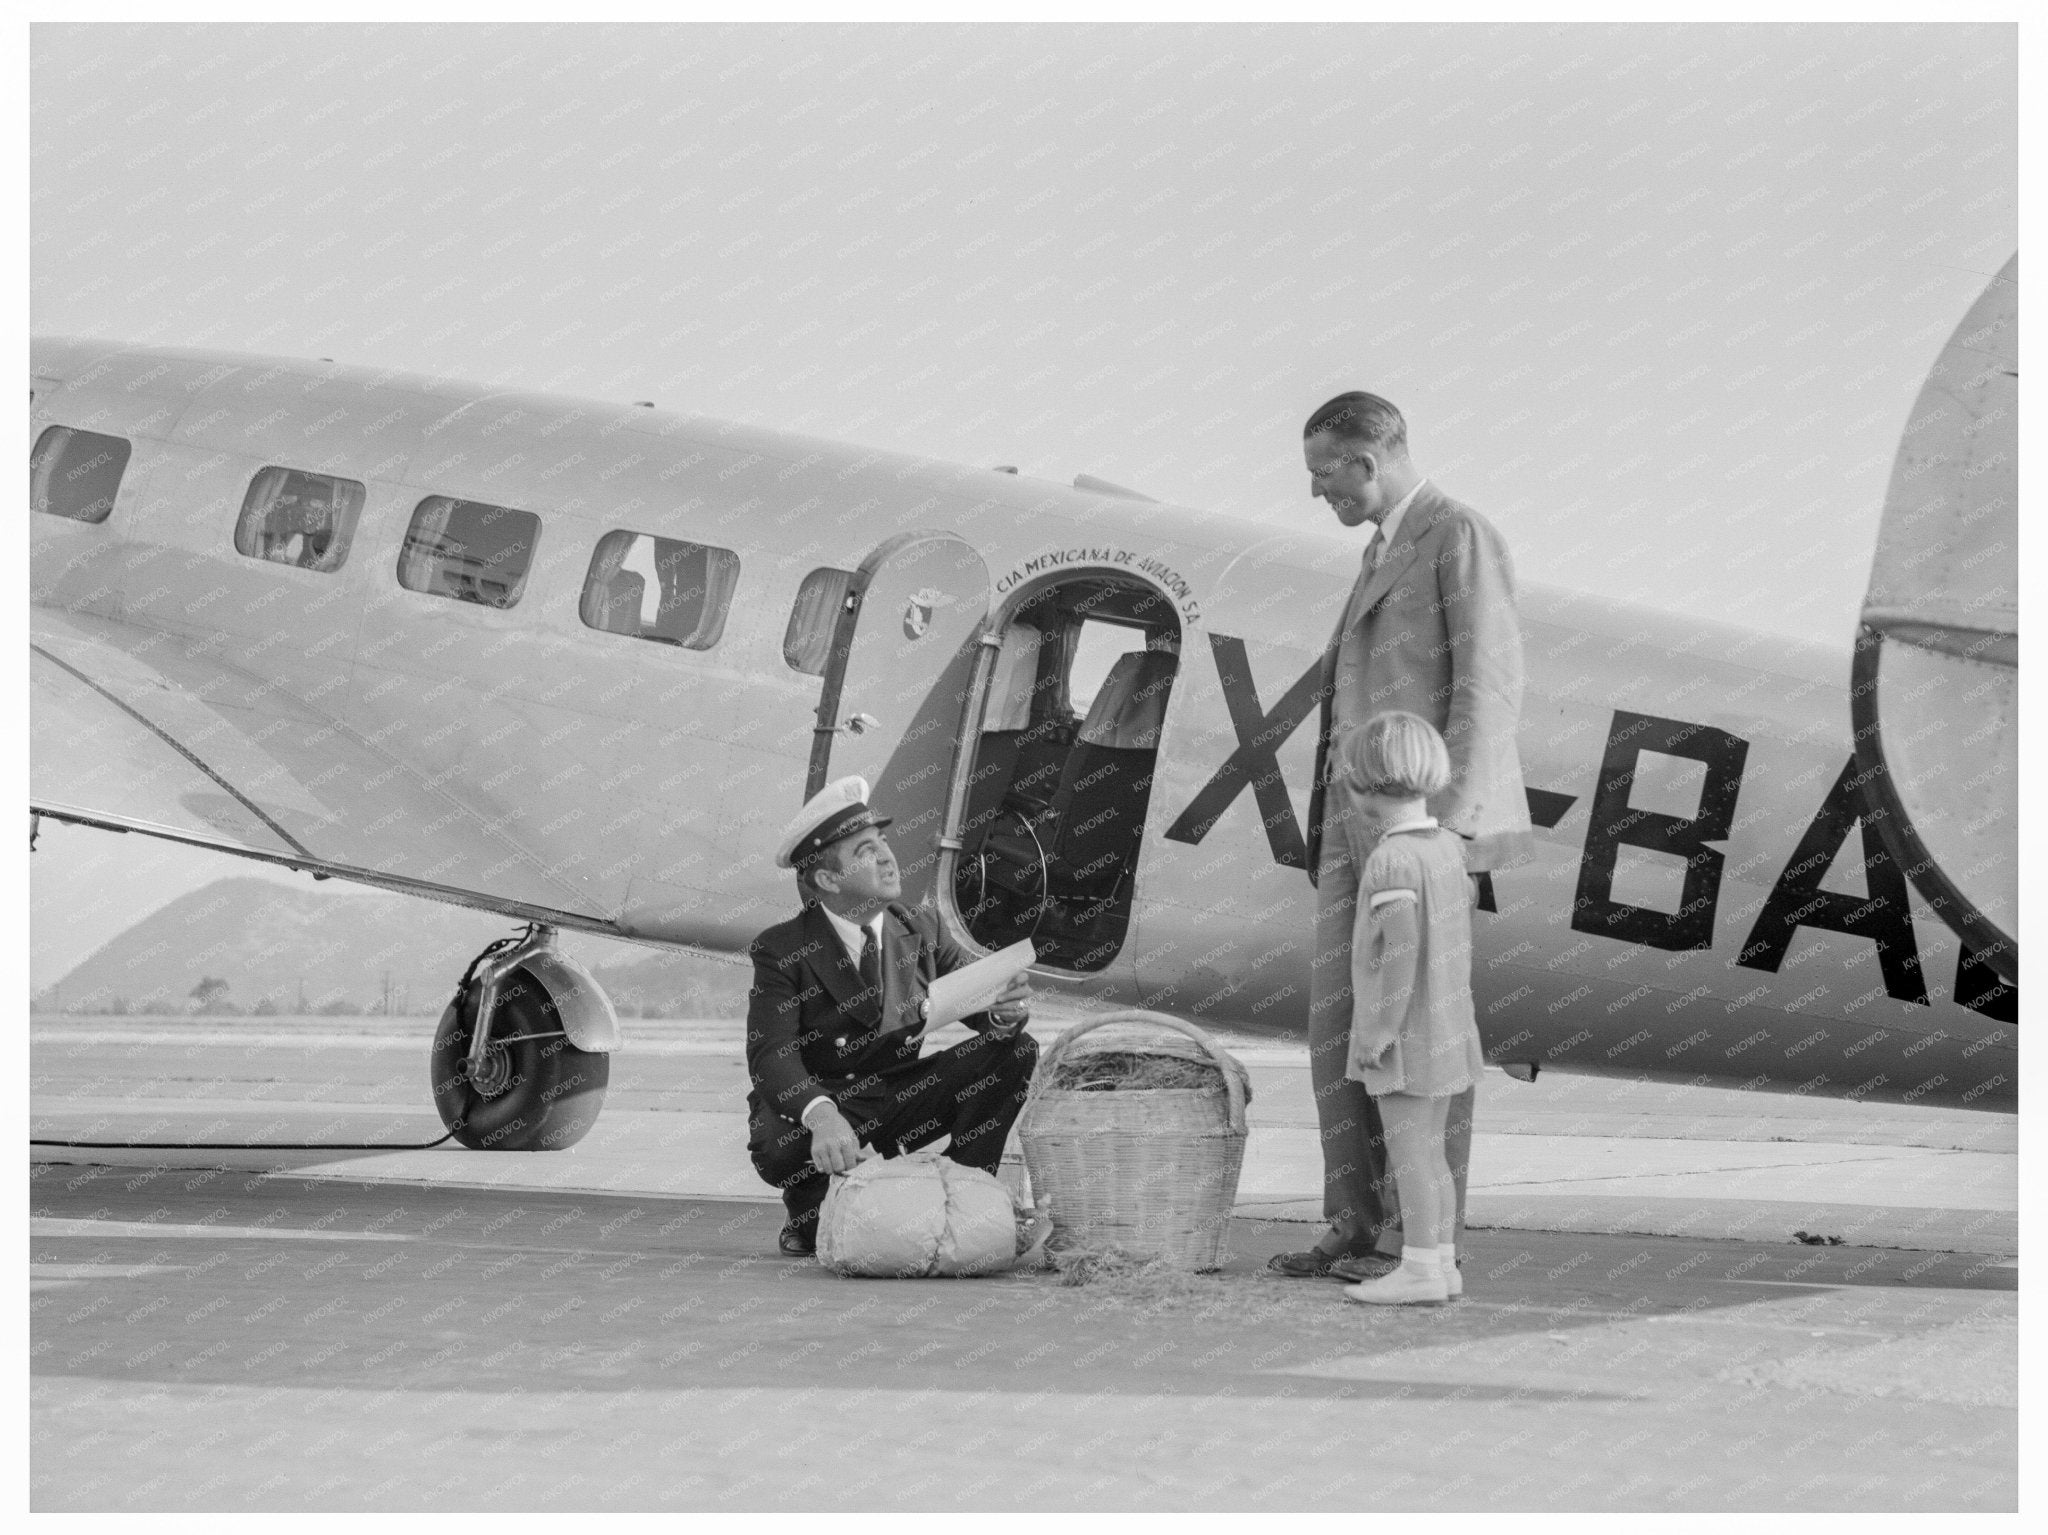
[1438,1245,1463,1299]
[1342,1249,1447,1306]
[1327,1252,1401,1283]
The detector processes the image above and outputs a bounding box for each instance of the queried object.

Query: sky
[27,21,2018,988]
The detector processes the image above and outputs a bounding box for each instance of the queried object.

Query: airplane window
[397,496,542,610]
[783,567,855,675]
[984,623,1043,731]
[1067,618,1151,717]
[233,467,366,573]
[30,425,131,524]
[580,529,741,649]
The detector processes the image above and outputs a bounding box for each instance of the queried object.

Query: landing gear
[428,924,619,1151]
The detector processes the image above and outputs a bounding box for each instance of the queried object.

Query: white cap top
[773,775,894,869]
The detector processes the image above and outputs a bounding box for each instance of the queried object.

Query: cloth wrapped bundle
[817,1153,1047,1278]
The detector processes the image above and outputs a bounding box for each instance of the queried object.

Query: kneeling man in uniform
[746,776,1037,1256]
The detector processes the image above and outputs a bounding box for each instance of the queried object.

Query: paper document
[926,940,1037,1031]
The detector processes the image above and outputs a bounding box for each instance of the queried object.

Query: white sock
[1435,1244,1458,1272]
[1398,1245,1439,1276]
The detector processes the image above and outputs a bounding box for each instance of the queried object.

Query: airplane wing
[31,609,616,929]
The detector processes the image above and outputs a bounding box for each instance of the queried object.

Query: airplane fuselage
[30,339,2016,1111]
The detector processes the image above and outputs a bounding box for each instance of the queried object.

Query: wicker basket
[1019,1010,1249,1271]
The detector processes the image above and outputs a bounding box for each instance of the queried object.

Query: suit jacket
[1306,483,1536,878]
[745,901,994,1124]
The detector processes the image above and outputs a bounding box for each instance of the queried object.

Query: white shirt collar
[1372,477,1429,553]
[819,902,886,962]
[1379,815,1439,841]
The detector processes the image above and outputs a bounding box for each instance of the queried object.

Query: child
[1331,711,1485,1306]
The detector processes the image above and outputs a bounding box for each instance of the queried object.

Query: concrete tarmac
[29,1012,2020,1511]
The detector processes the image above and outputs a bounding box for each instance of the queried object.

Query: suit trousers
[1310,836,1475,1254]
[748,1028,1040,1235]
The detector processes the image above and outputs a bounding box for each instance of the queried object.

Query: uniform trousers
[748,1028,1039,1236]
[1311,834,1475,1254]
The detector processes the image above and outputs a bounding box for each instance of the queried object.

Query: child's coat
[1341,810,1486,1098]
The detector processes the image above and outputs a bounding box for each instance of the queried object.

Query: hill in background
[34,877,751,1018]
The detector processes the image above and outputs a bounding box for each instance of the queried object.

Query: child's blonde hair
[1339,711,1451,798]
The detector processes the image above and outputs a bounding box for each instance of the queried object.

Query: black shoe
[778,1223,817,1257]
[1267,1239,1377,1278]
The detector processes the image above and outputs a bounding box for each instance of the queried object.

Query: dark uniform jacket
[745,901,993,1125]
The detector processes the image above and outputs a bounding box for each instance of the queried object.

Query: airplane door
[809,532,990,908]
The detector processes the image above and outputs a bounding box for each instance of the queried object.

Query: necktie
[1337,530,1384,640]
[1363,526,1386,572]
[858,926,880,1001]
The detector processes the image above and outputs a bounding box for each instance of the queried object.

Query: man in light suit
[1269,392,1535,1279]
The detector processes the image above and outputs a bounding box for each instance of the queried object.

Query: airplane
[29,254,2017,1151]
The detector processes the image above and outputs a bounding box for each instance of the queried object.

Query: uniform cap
[774,775,894,870]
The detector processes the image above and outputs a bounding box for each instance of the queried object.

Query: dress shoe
[1267,1238,1376,1278]
[1342,1264,1448,1306]
[778,1223,817,1257]
[1328,1252,1402,1283]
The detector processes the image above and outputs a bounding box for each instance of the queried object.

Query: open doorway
[947,575,1181,971]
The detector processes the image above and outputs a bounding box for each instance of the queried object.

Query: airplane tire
[428,964,611,1151]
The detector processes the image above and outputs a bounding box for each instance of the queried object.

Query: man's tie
[1363,526,1386,572]
[858,926,881,1002]
[1336,528,1385,641]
